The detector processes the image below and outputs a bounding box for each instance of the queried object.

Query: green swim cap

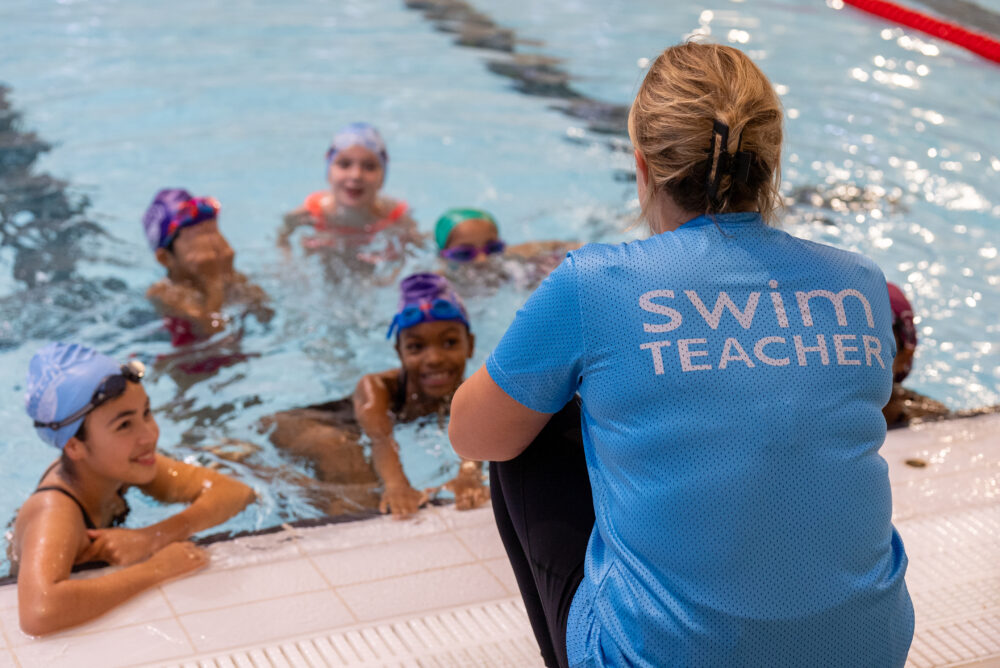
[434,208,498,249]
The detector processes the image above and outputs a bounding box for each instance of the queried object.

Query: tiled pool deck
[0,413,997,667]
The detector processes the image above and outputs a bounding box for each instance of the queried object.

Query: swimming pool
[1,0,997,573]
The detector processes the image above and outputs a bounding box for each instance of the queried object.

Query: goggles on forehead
[439,240,506,263]
[386,299,468,340]
[33,360,146,431]
[164,197,220,249]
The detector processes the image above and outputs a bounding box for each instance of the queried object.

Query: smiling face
[69,381,160,485]
[328,144,385,211]
[395,320,475,400]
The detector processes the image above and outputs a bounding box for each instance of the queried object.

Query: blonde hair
[628,42,783,225]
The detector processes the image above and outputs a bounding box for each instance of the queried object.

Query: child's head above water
[435,208,505,263]
[25,343,153,481]
[887,282,917,383]
[143,188,220,252]
[143,188,234,282]
[388,273,475,399]
[326,122,388,211]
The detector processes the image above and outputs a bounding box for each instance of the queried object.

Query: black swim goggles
[33,360,146,431]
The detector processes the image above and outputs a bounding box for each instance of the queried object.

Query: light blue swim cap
[326,122,389,173]
[25,342,121,449]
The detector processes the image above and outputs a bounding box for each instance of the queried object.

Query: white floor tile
[178,590,354,654]
[297,511,450,556]
[0,587,15,611]
[202,529,305,570]
[453,522,507,561]
[309,533,475,587]
[0,650,15,668]
[483,558,519,595]
[161,558,327,614]
[431,505,496,531]
[13,618,192,668]
[337,563,508,622]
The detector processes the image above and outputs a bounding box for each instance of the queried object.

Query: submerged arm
[277,209,312,250]
[505,240,582,260]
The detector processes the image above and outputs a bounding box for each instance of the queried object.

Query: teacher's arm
[449,364,554,462]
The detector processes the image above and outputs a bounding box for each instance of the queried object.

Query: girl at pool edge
[10,343,255,636]
[266,273,489,519]
[278,122,420,258]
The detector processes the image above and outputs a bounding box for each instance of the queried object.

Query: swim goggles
[439,240,506,263]
[386,299,469,339]
[33,360,146,431]
[163,197,220,249]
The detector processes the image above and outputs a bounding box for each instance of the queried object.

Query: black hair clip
[705,120,755,206]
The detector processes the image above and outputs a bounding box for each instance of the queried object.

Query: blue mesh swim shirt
[486,212,914,667]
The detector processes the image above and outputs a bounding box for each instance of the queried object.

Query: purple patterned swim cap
[142,188,220,251]
[387,273,469,339]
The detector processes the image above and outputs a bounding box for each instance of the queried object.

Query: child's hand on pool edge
[379,482,428,519]
[149,542,209,579]
[429,460,490,511]
[81,526,163,566]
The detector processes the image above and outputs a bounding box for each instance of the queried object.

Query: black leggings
[489,397,594,668]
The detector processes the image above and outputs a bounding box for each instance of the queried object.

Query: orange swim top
[302,191,409,249]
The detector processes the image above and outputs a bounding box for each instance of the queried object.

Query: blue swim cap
[326,122,389,173]
[25,343,121,449]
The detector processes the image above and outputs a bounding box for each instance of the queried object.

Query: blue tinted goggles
[387,299,469,340]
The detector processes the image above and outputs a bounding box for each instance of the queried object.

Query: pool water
[1,0,997,573]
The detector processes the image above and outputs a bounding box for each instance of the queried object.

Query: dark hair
[73,419,88,443]
[58,420,88,480]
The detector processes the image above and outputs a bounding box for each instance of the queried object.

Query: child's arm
[505,240,582,260]
[227,272,274,323]
[277,209,312,250]
[16,500,207,636]
[354,371,428,518]
[82,456,255,566]
[395,211,430,247]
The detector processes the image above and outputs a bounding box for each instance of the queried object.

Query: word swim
[637,281,887,374]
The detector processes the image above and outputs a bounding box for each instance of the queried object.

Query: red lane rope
[843,0,1000,64]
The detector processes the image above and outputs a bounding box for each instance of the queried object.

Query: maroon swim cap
[887,282,917,381]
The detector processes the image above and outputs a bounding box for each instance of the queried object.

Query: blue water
[1,0,997,572]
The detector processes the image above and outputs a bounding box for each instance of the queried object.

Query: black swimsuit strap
[393,369,407,415]
[33,486,97,531]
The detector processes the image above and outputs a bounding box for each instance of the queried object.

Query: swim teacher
[450,42,913,667]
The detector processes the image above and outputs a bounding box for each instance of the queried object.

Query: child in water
[144,188,271,347]
[883,282,950,427]
[11,343,255,635]
[267,273,489,518]
[435,207,579,286]
[278,122,419,260]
